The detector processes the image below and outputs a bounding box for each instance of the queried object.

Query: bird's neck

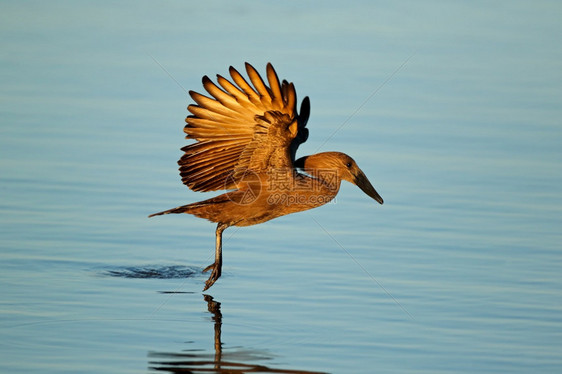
[312,170,341,192]
[294,170,341,198]
[294,153,345,195]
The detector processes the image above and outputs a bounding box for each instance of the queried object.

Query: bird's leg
[203,222,229,291]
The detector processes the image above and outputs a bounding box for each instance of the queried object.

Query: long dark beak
[354,170,384,205]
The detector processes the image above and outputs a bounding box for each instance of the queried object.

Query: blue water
[1,1,561,373]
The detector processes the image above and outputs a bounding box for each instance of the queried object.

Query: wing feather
[202,76,256,116]
[188,91,242,118]
[245,63,271,100]
[228,66,260,102]
[187,105,249,126]
[284,81,296,112]
[266,63,284,110]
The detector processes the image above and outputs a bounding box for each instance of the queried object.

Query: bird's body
[150,63,383,290]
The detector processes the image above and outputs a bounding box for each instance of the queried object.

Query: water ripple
[102,265,201,279]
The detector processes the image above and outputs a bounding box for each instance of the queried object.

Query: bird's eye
[346,162,352,168]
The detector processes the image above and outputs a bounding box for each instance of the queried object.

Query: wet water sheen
[1,1,562,373]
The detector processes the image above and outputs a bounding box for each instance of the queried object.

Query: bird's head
[295,152,383,204]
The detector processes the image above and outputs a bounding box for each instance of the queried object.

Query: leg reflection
[148,295,328,373]
[203,294,222,368]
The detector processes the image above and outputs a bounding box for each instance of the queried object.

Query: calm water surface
[1,1,561,373]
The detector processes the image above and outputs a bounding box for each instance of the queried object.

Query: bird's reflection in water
[148,295,327,374]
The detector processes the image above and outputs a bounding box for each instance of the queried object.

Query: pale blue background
[1,1,561,373]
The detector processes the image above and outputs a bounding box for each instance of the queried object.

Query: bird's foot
[202,262,221,291]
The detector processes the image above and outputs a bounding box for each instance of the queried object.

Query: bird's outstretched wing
[179,63,310,192]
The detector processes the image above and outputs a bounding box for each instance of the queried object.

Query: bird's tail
[148,205,192,218]
[148,196,231,220]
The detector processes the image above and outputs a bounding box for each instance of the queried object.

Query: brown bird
[149,63,383,290]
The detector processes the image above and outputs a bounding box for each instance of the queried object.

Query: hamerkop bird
[150,63,383,290]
